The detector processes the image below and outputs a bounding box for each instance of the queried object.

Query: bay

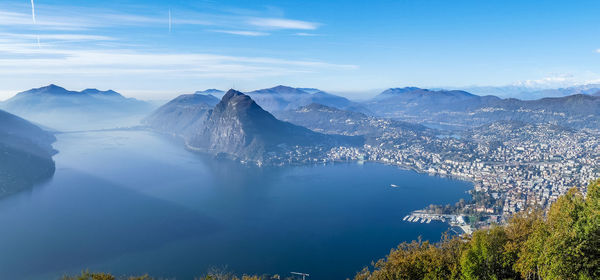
[0,130,471,280]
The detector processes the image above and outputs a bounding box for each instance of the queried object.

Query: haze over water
[0,130,470,279]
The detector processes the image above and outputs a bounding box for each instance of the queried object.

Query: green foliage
[355,180,600,280]
[354,235,464,280]
[460,226,518,280]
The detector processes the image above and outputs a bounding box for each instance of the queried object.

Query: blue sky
[1,0,600,100]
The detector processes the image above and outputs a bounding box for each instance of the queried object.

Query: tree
[504,209,543,280]
[355,235,464,280]
[460,226,517,280]
[357,179,600,280]
[578,179,600,278]
[539,188,585,279]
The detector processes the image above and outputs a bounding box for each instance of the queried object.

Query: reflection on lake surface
[0,130,471,279]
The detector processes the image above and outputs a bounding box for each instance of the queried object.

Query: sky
[1,0,600,100]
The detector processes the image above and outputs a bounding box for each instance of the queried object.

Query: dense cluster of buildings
[326,122,600,223]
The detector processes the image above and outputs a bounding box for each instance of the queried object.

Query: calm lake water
[0,130,471,280]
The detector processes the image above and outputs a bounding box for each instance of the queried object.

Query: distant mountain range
[194,85,370,114]
[459,84,600,100]
[274,103,429,137]
[5,82,600,141]
[364,87,600,130]
[194,89,225,97]
[0,84,156,130]
[0,109,56,197]
[145,89,362,165]
[1,84,150,112]
[143,94,219,138]
[164,84,600,134]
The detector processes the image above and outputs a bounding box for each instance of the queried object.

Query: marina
[402,210,473,234]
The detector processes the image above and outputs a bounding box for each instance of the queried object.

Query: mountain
[297,91,372,114]
[189,86,370,114]
[462,84,600,99]
[247,85,369,113]
[365,87,600,130]
[0,84,155,130]
[0,109,56,197]
[143,94,218,137]
[1,84,148,111]
[246,85,311,112]
[296,88,321,94]
[365,87,499,125]
[80,88,123,97]
[275,103,428,137]
[195,89,225,97]
[146,89,362,165]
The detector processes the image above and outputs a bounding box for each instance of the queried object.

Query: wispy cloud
[29,0,36,24]
[0,40,357,78]
[0,10,91,30]
[247,18,319,30]
[0,8,208,30]
[0,32,114,42]
[512,72,600,89]
[1,4,321,34]
[294,32,320,37]
[212,30,269,36]
[0,2,337,98]
[514,74,576,88]
[596,49,600,53]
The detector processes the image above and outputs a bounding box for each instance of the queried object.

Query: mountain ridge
[0,109,56,197]
[145,89,363,165]
[0,84,155,130]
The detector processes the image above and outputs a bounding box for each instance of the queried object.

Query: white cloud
[596,49,600,53]
[0,4,339,99]
[294,32,320,36]
[248,18,319,30]
[512,72,600,89]
[0,41,357,79]
[212,30,269,36]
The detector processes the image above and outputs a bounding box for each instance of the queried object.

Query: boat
[426,219,431,223]
[403,215,409,221]
[390,184,400,188]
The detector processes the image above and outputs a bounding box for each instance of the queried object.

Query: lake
[0,130,471,280]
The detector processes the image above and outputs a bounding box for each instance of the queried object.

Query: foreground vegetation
[63,180,600,280]
[355,179,600,280]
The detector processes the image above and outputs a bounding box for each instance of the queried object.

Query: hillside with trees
[354,179,600,280]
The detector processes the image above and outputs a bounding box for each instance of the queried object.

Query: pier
[402,210,473,234]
